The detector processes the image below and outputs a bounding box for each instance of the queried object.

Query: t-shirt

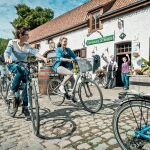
[4,39,38,62]
[122,61,130,73]
[60,53,70,68]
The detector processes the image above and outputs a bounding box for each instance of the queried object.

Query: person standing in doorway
[102,54,118,89]
[121,54,130,90]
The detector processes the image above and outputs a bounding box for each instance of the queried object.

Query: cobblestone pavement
[0,87,125,150]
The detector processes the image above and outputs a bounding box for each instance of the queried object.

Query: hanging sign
[86,35,114,46]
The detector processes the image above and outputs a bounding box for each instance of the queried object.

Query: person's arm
[29,45,48,63]
[68,48,79,60]
[115,61,118,71]
[4,40,13,63]
[126,54,130,63]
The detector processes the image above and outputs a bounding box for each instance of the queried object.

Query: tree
[0,38,11,65]
[0,38,11,56]
[11,4,54,35]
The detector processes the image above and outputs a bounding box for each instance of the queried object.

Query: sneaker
[59,85,66,94]
[7,91,16,99]
[23,106,30,117]
[124,88,129,90]
[72,96,80,103]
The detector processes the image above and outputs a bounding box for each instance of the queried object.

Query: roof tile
[29,0,138,43]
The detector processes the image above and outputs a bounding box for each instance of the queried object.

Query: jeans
[7,64,28,106]
[121,73,129,88]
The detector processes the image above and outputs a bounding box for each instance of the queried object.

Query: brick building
[28,0,150,86]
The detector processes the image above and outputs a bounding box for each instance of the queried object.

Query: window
[35,43,40,49]
[88,9,103,32]
[92,12,100,30]
[116,42,131,54]
[74,48,86,58]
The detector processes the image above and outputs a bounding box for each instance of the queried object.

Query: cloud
[0,0,89,39]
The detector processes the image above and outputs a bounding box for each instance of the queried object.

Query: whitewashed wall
[38,5,150,69]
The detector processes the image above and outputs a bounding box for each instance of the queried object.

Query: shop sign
[86,35,114,46]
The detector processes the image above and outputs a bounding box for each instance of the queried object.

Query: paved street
[0,87,124,150]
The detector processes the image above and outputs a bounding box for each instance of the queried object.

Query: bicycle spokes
[113,101,150,150]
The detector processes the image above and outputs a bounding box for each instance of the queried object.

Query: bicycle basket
[77,59,92,73]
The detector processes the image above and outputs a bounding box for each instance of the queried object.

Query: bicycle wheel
[5,83,18,117]
[79,79,103,113]
[47,79,65,106]
[113,100,150,150]
[29,83,40,136]
[0,78,8,99]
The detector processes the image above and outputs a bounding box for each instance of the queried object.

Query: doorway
[115,42,131,87]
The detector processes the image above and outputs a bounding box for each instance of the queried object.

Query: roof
[28,0,138,43]
[108,0,138,12]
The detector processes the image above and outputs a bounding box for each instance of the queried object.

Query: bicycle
[0,58,43,136]
[112,90,150,150]
[47,59,103,113]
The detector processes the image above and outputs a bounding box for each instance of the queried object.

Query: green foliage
[73,64,79,74]
[0,38,11,56]
[11,4,54,35]
[0,38,11,65]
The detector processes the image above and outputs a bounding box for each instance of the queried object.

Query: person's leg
[105,72,110,88]
[7,64,26,92]
[121,73,125,87]
[57,66,74,93]
[7,64,26,98]
[109,78,115,88]
[125,73,129,89]
[57,66,74,85]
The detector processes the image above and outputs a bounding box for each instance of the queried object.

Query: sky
[0,0,89,39]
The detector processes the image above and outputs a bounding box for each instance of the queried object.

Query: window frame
[89,9,103,33]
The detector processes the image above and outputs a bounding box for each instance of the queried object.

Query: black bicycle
[47,59,103,113]
[113,91,150,150]
[0,58,42,136]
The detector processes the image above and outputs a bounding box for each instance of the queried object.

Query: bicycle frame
[135,125,150,140]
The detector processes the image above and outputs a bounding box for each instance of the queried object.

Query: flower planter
[129,75,150,93]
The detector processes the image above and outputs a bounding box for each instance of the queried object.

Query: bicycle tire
[30,83,40,136]
[113,100,150,150]
[47,79,65,106]
[5,83,18,117]
[79,79,103,113]
[0,78,8,99]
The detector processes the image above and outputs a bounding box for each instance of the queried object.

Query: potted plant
[95,68,105,77]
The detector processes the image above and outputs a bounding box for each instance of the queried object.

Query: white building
[29,0,150,86]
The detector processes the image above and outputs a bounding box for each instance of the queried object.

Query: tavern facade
[29,0,150,86]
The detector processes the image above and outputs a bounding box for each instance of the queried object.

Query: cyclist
[4,25,48,117]
[52,37,80,102]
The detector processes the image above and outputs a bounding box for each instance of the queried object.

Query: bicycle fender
[120,99,150,106]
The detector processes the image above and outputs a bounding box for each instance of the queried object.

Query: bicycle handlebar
[0,56,46,64]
